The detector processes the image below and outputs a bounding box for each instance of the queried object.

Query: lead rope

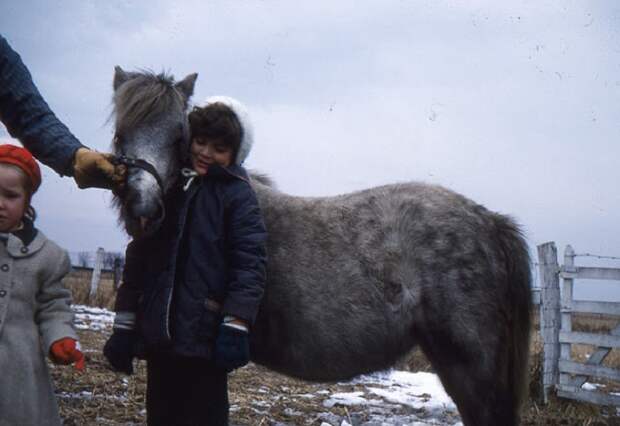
[181,168,199,191]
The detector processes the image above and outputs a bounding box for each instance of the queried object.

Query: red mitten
[50,337,85,371]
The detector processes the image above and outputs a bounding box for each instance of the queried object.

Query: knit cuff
[113,311,136,331]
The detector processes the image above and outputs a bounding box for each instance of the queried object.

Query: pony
[110,66,532,426]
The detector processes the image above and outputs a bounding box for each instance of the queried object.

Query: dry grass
[52,330,147,425]
[396,311,620,424]
[63,269,117,310]
[60,274,620,424]
[55,326,619,426]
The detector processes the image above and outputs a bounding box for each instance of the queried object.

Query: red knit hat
[0,144,42,192]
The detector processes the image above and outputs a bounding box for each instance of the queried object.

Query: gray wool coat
[0,230,77,426]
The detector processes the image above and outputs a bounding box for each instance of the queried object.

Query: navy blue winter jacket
[115,164,267,359]
[0,34,83,175]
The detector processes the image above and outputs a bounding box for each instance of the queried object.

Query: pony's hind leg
[416,321,519,426]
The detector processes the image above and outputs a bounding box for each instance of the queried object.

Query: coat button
[20,247,28,254]
[0,290,5,297]
[0,264,8,272]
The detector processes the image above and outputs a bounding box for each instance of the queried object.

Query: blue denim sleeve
[0,34,84,176]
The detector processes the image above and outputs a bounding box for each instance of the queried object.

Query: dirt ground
[55,329,458,426]
[51,326,620,426]
[59,280,620,424]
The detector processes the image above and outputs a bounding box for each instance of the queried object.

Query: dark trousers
[146,353,229,426]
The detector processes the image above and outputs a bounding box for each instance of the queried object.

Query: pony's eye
[114,135,126,153]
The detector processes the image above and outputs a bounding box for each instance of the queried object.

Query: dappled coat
[0,226,77,426]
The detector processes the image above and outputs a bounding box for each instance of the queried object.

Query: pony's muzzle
[131,198,164,234]
[123,176,165,237]
[138,206,164,235]
[125,202,164,238]
[126,188,163,218]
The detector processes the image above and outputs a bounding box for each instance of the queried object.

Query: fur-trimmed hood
[198,96,254,165]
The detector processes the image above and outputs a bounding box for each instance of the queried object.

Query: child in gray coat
[0,144,84,426]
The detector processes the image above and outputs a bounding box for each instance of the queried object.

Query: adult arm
[0,35,121,189]
[0,34,83,176]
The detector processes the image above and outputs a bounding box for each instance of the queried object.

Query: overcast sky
[1,1,619,299]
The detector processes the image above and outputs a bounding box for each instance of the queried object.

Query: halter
[111,154,164,192]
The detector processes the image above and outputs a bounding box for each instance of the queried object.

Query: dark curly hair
[188,102,242,161]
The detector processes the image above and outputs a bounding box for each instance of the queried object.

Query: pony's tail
[494,214,533,422]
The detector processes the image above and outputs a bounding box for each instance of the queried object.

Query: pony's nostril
[126,191,162,221]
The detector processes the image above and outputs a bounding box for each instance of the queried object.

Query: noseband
[112,155,164,192]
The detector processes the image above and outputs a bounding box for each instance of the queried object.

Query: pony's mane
[249,170,277,189]
[112,70,186,136]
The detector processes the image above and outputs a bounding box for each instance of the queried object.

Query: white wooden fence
[537,242,620,406]
[88,247,105,301]
[71,248,124,303]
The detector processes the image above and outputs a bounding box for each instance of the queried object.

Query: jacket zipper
[163,167,244,339]
[163,185,197,340]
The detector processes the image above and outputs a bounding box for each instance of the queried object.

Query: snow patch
[582,382,606,391]
[56,391,127,402]
[315,369,461,425]
[323,391,368,408]
[345,370,457,413]
[73,305,115,331]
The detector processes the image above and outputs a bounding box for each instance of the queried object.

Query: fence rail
[559,330,620,348]
[571,300,620,316]
[537,242,620,407]
[557,385,620,407]
[559,360,620,382]
[560,266,620,281]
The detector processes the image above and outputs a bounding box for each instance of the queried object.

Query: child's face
[0,165,28,232]
[190,137,234,175]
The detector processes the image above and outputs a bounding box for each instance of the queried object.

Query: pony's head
[111,66,197,238]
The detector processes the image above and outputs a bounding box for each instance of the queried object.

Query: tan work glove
[72,148,125,190]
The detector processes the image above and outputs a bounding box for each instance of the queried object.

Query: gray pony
[110,67,532,426]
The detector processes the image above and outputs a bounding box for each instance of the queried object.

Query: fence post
[537,242,561,404]
[89,247,105,303]
[560,245,575,389]
[113,256,122,290]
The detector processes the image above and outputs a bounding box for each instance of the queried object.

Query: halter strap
[112,155,164,191]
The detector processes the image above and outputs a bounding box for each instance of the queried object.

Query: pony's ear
[113,66,131,91]
[175,73,198,99]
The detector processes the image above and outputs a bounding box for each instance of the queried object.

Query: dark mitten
[214,324,250,372]
[103,330,136,375]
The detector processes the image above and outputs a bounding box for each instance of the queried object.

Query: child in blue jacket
[104,97,267,426]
